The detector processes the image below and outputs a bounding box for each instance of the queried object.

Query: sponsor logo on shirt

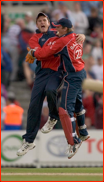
[41,38,46,41]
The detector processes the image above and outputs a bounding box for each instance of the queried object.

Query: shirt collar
[64,31,74,37]
[59,31,74,38]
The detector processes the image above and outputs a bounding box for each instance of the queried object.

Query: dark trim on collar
[59,31,74,38]
[65,31,74,36]
[36,29,41,33]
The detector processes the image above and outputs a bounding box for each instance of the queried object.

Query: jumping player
[27,18,90,159]
[17,14,85,157]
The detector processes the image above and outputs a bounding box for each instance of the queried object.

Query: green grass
[1,167,103,181]
[1,175,103,181]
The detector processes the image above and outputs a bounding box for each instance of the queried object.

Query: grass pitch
[1,167,103,181]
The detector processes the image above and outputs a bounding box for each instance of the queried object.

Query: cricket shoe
[41,116,57,133]
[66,136,82,159]
[17,139,35,156]
[79,124,90,141]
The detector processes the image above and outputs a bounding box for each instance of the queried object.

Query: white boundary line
[1,173,103,176]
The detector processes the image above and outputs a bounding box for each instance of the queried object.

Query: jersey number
[75,49,82,59]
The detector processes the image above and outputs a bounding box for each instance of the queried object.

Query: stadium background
[1,1,103,178]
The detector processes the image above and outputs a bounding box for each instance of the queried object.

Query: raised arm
[76,34,86,44]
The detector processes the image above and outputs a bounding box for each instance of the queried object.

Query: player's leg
[66,84,83,159]
[75,68,90,141]
[58,80,74,145]
[41,70,63,133]
[17,72,47,156]
[59,106,74,145]
[59,77,82,159]
[46,70,63,120]
[75,89,90,141]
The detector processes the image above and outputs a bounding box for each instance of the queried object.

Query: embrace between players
[17,12,90,159]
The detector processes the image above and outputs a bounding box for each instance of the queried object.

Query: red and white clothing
[33,31,85,73]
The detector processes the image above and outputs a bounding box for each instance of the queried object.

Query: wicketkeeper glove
[25,47,36,64]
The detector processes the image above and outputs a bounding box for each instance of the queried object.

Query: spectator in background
[3,92,24,130]
[1,14,11,36]
[95,94,103,129]
[84,55,96,79]
[79,1,100,16]
[17,19,34,81]
[51,9,63,22]
[58,1,75,25]
[23,60,36,89]
[1,15,12,54]
[1,83,7,100]
[1,96,6,130]
[91,57,103,81]
[1,86,6,130]
[83,90,95,127]
[88,7,103,34]
[72,2,89,34]
[82,43,92,60]
[3,15,11,32]
[24,11,37,32]
[91,40,103,62]
[85,117,92,129]
[1,13,4,33]
[90,24,103,48]
[90,24,102,38]
[99,5,103,20]
[90,24,103,47]
[1,48,12,88]
[7,18,22,81]
[41,3,52,21]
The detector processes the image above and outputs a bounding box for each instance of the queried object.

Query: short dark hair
[7,92,15,103]
[91,7,98,13]
[8,98,15,103]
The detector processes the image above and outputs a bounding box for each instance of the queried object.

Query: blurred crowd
[1,1,103,130]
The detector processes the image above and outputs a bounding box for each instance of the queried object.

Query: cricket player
[27,18,90,159]
[17,13,85,157]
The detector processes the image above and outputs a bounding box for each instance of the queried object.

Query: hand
[25,47,35,64]
[76,34,85,44]
[25,53,34,64]
[27,47,35,58]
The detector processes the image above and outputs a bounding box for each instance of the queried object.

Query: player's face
[36,16,50,33]
[56,26,67,37]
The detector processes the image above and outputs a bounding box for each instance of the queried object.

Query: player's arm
[29,34,85,60]
[75,34,85,44]
[33,34,85,59]
[29,34,41,49]
[33,38,65,60]
[25,34,42,63]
